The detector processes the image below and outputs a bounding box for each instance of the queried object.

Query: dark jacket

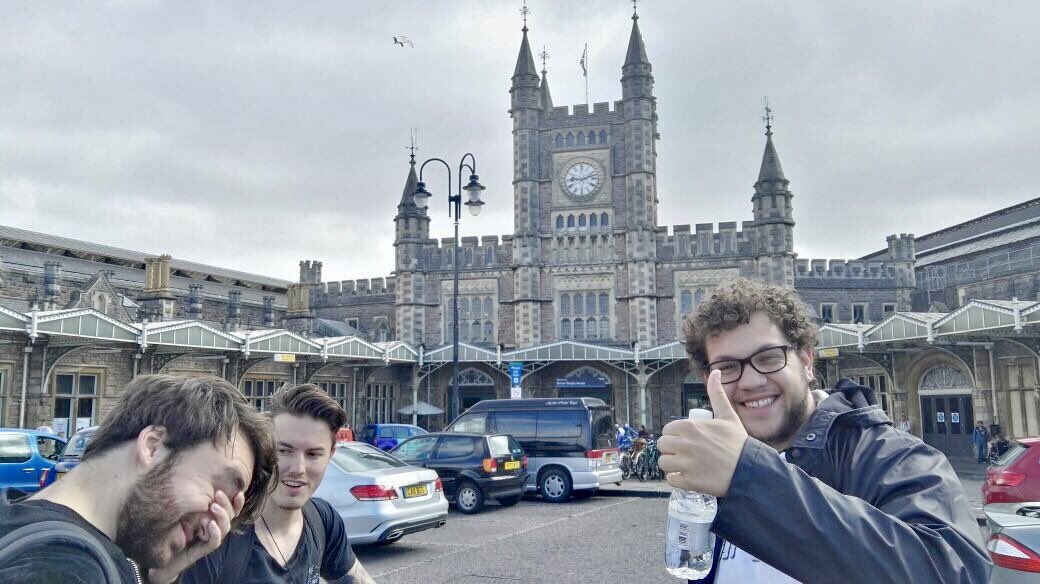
[702,379,990,583]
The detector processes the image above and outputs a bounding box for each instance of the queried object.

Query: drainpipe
[988,345,999,425]
[19,345,31,428]
[624,374,631,424]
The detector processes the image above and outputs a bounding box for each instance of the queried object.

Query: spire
[513,24,539,80]
[539,46,553,110]
[758,101,787,182]
[624,11,650,68]
[398,151,420,211]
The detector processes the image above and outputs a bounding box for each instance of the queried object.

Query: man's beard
[115,456,182,571]
[756,372,813,450]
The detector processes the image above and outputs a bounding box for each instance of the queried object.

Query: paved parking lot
[354,475,990,583]
[355,494,681,584]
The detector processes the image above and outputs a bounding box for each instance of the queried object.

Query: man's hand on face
[657,370,749,498]
[147,490,245,584]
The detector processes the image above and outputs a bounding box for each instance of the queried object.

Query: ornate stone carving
[920,365,973,390]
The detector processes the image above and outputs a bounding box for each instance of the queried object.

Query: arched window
[567,215,575,228]
[484,321,494,342]
[680,289,693,315]
[455,368,495,386]
[556,216,564,230]
[601,213,609,227]
[574,293,584,315]
[588,292,598,315]
[483,296,493,319]
[589,213,598,228]
[561,294,571,316]
[555,134,563,147]
[587,130,596,144]
[485,247,494,264]
[578,214,587,227]
[599,315,609,333]
[566,132,574,146]
[459,297,470,319]
[599,293,609,315]
[587,318,598,339]
[577,132,586,145]
[694,288,705,307]
[470,321,481,342]
[574,319,585,339]
[560,319,571,339]
[599,129,608,144]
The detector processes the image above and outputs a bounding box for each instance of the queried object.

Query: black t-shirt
[0,499,140,584]
[180,498,355,584]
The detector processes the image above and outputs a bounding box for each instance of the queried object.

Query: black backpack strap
[302,499,326,558]
[217,524,255,583]
[0,520,123,583]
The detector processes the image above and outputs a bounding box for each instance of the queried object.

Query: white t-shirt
[714,451,802,584]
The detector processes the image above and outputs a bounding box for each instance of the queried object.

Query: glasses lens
[710,361,743,384]
[751,346,788,374]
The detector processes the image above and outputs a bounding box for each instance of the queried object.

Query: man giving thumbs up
[657,279,989,584]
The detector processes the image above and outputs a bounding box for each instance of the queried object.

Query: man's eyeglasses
[704,345,797,385]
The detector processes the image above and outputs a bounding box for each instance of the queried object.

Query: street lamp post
[411,153,486,422]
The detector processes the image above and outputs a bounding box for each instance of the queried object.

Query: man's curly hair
[683,278,818,368]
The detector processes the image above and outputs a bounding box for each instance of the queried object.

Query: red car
[983,437,1040,504]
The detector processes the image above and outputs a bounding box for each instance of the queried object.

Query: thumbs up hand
[657,370,749,498]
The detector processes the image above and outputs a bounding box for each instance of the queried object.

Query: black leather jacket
[703,379,990,583]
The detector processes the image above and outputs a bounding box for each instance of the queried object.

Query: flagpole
[583,43,589,106]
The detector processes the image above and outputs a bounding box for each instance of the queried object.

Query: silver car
[314,441,448,545]
[985,502,1040,582]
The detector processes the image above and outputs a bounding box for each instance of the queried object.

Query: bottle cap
[688,408,713,421]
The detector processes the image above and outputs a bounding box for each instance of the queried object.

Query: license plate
[404,484,428,498]
[55,472,65,481]
[504,460,520,471]
[604,453,615,464]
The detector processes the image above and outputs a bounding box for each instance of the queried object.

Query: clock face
[563,161,602,199]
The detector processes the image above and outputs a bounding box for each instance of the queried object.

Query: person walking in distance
[179,383,376,583]
[656,279,990,583]
[972,421,990,464]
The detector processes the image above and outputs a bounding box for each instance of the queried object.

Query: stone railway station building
[1,13,1038,463]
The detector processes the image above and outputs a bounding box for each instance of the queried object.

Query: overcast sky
[2,1,1037,283]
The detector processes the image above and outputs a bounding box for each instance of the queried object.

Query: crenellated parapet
[414,235,511,271]
[654,223,755,260]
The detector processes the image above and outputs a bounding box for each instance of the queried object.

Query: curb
[598,485,671,499]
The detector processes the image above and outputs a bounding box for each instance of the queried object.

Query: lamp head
[464,174,486,216]
[411,180,431,210]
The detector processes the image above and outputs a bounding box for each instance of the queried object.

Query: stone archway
[453,367,497,411]
[916,362,976,462]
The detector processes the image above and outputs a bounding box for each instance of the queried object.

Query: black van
[446,398,621,502]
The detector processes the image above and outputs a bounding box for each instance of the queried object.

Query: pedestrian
[972,421,989,463]
[0,375,276,583]
[897,414,912,433]
[657,279,989,583]
[177,383,376,583]
[638,425,650,439]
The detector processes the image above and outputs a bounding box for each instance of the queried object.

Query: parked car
[39,426,97,489]
[359,423,427,450]
[0,428,66,493]
[984,437,1040,504]
[446,398,621,503]
[313,441,447,545]
[391,432,528,514]
[984,501,1040,580]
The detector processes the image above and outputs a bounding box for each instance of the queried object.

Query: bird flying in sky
[392,36,414,48]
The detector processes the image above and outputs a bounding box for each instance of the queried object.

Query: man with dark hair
[657,279,990,583]
[0,374,277,584]
[181,383,375,583]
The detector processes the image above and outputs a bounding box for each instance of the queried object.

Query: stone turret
[751,115,796,287]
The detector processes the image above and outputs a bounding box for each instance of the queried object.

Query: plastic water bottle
[665,409,717,580]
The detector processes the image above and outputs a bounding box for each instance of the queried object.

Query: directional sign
[509,362,523,388]
[818,347,840,359]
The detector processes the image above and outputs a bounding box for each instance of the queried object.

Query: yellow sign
[273,353,296,363]
[818,347,840,359]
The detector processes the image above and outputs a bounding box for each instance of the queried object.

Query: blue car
[0,428,66,493]
[359,424,427,451]
[39,426,97,489]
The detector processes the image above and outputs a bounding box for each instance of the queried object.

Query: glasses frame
[703,344,799,385]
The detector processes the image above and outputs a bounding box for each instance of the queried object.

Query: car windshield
[995,442,1029,467]
[62,430,95,459]
[488,435,523,457]
[331,443,408,472]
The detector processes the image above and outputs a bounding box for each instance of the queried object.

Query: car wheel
[455,481,485,514]
[497,494,522,507]
[540,468,572,503]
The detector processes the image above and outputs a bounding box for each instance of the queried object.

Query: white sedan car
[314,441,448,545]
